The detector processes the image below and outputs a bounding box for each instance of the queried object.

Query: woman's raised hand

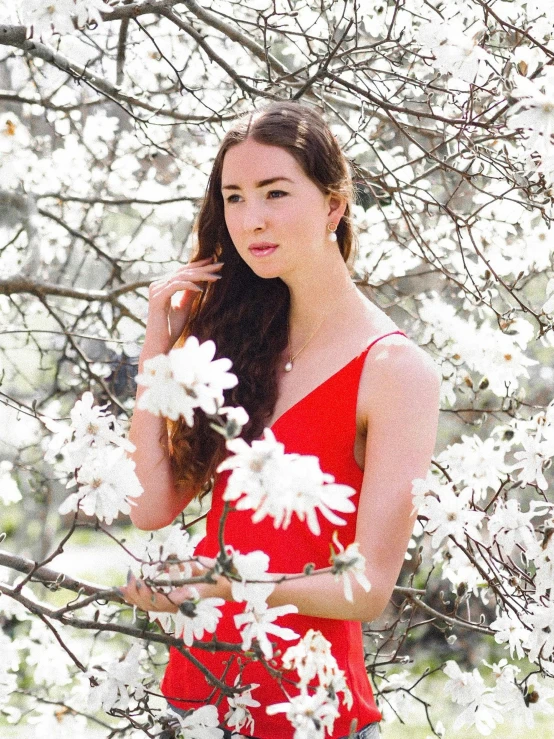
[145,257,223,352]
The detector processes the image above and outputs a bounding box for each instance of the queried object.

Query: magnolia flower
[0,461,22,505]
[172,704,224,739]
[453,691,504,735]
[0,632,19,707]
[444,659,487,706]
[28,707,88,738]
[490,611,529,660]
[234,602,299,659]
[330,534,371,603]
[0,665,16,709]
[88,644,145,712]
[59,445,143,525]
[220,428,356,535]
[266,688,340,739]
[136,353,197,423]
[413,485,485,548]
[44,391,134,470]
[14,0,113,36]
[535,521,554,598]
[444,660,505,734]
[214,405,250,439]
[281,629,352,708]
[524,599,554,664]
[415,16,491,84]
[487,499,540,558]
[507,69,554,159]
[224,681,260,735]
[136,336,237,425]
[437,433,508,500]
[228,548,275,609]
[141,525,201,583]
[158,589,225,647]
[511,433,552,491]
[282,629,338,686]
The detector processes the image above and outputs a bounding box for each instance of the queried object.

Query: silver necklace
[284,284,357,372]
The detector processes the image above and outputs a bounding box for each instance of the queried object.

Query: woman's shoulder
[354,299,441,406]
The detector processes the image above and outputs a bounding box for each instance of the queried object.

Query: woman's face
[220,139,343,280]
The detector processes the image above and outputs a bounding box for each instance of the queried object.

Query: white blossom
[136,336,237,424]
[0,633,19,707]
[535,522,554,598]
[415,16,492,85]
[444,660,505,735]
[228,548,275,609]
[224,680,260,735]
[88,644,145,712]
[28,707,89,738]
[140,525,201,583]
[330,533,371,603]
[234,602,299,659]
[437,433,508,500]
[281,629,352,708]
[15,0,114,37]
[487,498,542,558]
[266,688,340,739]
[220,428,356,535]
[524,598,554,664]
[511,432,554,491]
[44,391,134,470]
[59,445,143,524]
[0,461,22,505]
[413,484,485,548]
[490,610,529,660]
[172,704,224,739]
[158,589,225,647]
[507,69,554,160]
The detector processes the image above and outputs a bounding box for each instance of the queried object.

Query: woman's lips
[248,243,278,257]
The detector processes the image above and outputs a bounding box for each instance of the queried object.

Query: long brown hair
[166,101,355,496]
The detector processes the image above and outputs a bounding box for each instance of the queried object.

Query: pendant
[284,361,293,372]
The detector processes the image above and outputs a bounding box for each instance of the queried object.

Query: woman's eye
[225,194,241,204]
[268,190,287,199]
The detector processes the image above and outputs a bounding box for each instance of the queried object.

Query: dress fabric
[161,330,407,738]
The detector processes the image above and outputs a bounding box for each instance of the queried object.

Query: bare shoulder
[358,333,441,424]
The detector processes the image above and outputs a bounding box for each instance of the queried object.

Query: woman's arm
[127,328,197,531]
[127,258,224,530]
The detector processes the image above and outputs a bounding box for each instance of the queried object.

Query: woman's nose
[242,203,266,232]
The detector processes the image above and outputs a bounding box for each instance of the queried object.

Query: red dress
[162,331,407,737]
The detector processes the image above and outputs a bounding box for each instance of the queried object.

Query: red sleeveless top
[162,331,407,737]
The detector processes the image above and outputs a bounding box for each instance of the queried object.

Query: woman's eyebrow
[221,176,294,191]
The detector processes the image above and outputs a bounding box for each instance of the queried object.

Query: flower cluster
[267,630,352,739]
[87,644,145,713]
[219,428,356,535]
[47,392,143,525]
[135,336,238,425]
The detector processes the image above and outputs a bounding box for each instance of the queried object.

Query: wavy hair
[166,101,356,497]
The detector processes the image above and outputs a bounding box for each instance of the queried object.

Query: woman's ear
[327,193,347,222]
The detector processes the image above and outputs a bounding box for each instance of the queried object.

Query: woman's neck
[283,256,356,337]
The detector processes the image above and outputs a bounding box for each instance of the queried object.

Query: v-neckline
[269,331,405,430]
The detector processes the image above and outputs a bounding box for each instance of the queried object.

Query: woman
[121,101,441,738]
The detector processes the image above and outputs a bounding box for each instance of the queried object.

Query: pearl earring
[327,223,337,242]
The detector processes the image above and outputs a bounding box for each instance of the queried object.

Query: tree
[1,1,554,736]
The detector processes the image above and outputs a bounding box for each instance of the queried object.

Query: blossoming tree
[1,0,554,737]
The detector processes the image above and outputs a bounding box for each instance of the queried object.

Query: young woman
[121,101,441,739]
